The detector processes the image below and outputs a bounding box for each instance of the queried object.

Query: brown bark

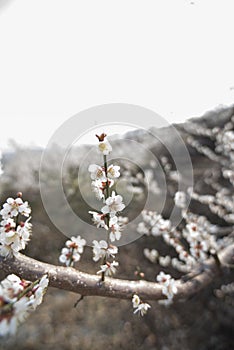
[1,244,233,301]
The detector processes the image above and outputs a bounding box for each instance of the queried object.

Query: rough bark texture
[1,244,233,301]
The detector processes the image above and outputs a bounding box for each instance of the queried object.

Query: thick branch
[0,244,233,301]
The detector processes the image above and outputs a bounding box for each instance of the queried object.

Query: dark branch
[0,244,233,301]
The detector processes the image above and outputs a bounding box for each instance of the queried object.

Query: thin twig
[74,295,84,308]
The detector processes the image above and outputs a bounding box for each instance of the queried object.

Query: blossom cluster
[59,235,86,267]
[88,134,128,278]
[97,260,119,276]
[156,271,177,305]
[88,164,120,201]
[0,194,32,257]
[216,127,234,157]
[0,274,49,336]
[185,116,234,224]
[92,239,118,262]
[188,187,234,225]
[137,210,171,237]
[174,191,187,209]
[136,115,234,311]
[215,282,234,300]
[132,294,151,316]
[138,202,232,275]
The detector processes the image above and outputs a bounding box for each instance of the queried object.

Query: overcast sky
[0,0,233,150]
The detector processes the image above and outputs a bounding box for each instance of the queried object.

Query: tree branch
[0,244,233,301]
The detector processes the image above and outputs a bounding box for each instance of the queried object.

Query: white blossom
[132,294,141,308]
[30,275,49,308]
[133,302,151,316]
[137,222,150,235]
[0,297,29,336]
[109,216,122,242]
[101,191,125,216]
[59,236,86,266]
[92,240,108,261]
[97,261,119,276]
[98,140,112,155]
[153,218,171,236]
[0,218,16,236]
[118,216,128,225]
[189,241,208,261]
[132,294,151,316]
[156,271,177,303]
[174,191,187,209]
[144,248,159,263]
[13,297,30,323]
[92,240,118,262]
[0,274,49,336]
[0,197,32,256]
[159,255,171,267]
[15,218,32,250]
[0,274,24,302]
[88,164,106,181]
[156,271,172,286]
[89,211,108,229]
[0,197,31,220]
[141,210,162,227]
[107,164,120,179]
[91,180,105,201]
[0,217,32,255]
[139,210,171,236]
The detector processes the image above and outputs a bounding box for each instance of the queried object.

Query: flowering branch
[1,116,234,333]
[1,243,233,301]
[88,133,127,282]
